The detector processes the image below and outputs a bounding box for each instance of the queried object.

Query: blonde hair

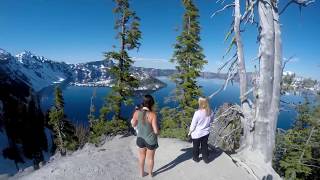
[198,97,211,116]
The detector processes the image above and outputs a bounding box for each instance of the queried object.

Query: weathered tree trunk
[234,0,247,101]
[270,0,282,160]
[54,122,65,155]
[232,0,282,179]
[252,0,276,163]
[233,0,254,151]
[212,0,311,179]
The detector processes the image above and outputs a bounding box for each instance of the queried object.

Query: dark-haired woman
[131,95,159,177]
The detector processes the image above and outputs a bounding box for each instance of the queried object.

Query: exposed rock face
[208,103,242,153]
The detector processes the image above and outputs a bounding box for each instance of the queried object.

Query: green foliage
[100,0,141,120]
[48,86,78,155]
[293,100,312,130]
[54,86,64,110]
[274,97,320,180]
[161,0,206,139]
[279,129,313,179]
[89,119,108,145]
[160,107,188,140]
[105,118,128,135]
[89,118,129,146]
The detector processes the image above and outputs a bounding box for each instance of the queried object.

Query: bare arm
[131,110,139,127]
[151,113,159,135]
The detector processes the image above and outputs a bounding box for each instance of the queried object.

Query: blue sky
[0,0,319,79]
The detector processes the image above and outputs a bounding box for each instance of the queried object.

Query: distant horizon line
[1,48,317,79]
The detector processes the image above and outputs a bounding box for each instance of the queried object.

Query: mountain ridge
[0,49,165,92]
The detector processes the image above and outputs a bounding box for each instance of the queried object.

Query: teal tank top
[137,110,158,145]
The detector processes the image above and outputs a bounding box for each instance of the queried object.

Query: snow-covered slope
[70,61,166,90]
[0,49,71,91]
[13,136,255,180]
[0,49,165,92]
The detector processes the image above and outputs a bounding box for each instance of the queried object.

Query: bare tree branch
[211,3,235,18]
[299,127,315,162]
[299,163,320,169]
[240,87,254,100]
[280,0,315,15]
[241,0,257,23]
[208,62,238,99]
[218,53,237,73]
[216,0,227,4]
[282,55,296,73]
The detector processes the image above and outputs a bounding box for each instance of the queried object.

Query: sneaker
[193,157,200,162]
[203,159,210,164]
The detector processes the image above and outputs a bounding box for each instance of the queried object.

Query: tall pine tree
[169,0,206,135]
[49,86,77,155]
[100,0,141,121]
[48,86,66,155]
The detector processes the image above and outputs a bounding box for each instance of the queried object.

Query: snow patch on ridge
[0,49,165,92]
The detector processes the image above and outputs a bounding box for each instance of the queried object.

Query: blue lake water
[40,77,304,130]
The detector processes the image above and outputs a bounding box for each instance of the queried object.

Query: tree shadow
[153,147,192,176]
[154,146,223,176]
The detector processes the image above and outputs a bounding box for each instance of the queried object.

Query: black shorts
[136,137,158,150]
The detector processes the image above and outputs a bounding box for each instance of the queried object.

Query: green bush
[160,107,189,140]
[160,128,187,140]
[105,118,128,135]
[65,140,79,151]
[89,118,129,145]
[89,120,108,145]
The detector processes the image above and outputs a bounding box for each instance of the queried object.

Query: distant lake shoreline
[40,77,306,130]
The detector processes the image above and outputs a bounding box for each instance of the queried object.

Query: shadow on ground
[154,146,223,176]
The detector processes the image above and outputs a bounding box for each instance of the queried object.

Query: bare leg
[146,149,156,177]
[138,148,147,177]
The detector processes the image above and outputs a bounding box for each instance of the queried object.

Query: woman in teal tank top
[131,95,159,177]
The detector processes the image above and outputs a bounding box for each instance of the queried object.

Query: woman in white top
[188,97,214,163]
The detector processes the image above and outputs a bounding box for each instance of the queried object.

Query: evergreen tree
[276,97,320,179]
[100,0,141,121]
[162,0,206,138]
[49,86,77,155]
[49,86,66,155]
